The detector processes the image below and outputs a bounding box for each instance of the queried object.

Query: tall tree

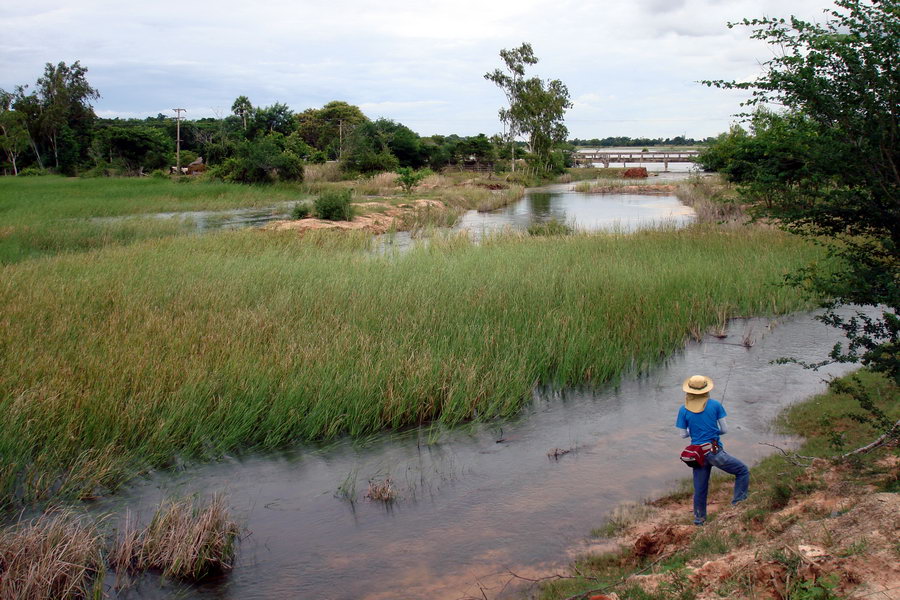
[484,43,536,173]
[35,61,99,172]
[0,92,29,175]
[231,96,253,130]
[485,43,571,175]
[702,0,899,448]
[295,101,368,159]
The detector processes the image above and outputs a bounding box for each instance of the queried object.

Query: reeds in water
[112,494,240,580]
[0,510,104,600]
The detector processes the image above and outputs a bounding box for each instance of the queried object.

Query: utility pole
[173,108,186,173]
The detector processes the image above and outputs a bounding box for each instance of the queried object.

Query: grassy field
[0,176,308,263]
[0,214,822,509]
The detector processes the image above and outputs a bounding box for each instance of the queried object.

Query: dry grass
[303,162,343,183]
[365,477,398,503]
[0,510,105,600]
[112,494,240,580]
[354,172,399,196]
[675,175,746,224]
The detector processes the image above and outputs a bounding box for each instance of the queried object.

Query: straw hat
[683,375,714,413]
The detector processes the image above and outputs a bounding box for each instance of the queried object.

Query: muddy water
[95,310,862,600]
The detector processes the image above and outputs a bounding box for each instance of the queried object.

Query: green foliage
[790,575,841,600]
[703,0,900,386]
[91,125,171,174]
[0,107,29,175]
[212,136,303,184]
[314,189,353,220]
[485,43,572,175]
[527,218,573,236]
[395,167,428,194]
[291,202,311,219]
[16,166,50,176]
[295,101,368,160]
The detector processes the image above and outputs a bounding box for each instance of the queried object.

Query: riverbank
[537,370,900,600]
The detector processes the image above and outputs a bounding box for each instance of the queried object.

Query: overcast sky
[1,0,836,140]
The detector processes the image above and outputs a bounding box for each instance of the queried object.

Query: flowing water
[94,309,863,600]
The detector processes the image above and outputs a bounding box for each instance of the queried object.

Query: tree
[485,43,571,175]
[0,92,29,175]
[249,102,295,138]
[484,43,536,173]
[35,61,100,172]
[295,101,368,159]
[92,125,171,173]
[231,96,252,130]
[703,0,899,450]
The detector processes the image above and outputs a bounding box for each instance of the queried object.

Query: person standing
[676,374,749,525]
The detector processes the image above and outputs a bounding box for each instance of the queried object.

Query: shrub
[212,137,304,184]
[291,202,311,219]
[17,167,50,176]
[396,167,430,194]
[314,189,354,221]
[528,218,573,236]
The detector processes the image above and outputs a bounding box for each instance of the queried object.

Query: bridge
[573,150,700,169]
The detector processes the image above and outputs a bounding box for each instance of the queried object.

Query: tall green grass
[0,225,819,508]
[0,176,307,263]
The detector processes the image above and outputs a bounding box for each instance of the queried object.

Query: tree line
[570,136,707,147]
[1,43,580,182]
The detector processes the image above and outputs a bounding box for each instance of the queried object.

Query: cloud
[0,0,838,138]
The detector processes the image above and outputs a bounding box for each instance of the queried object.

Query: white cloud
[0,0,839,138]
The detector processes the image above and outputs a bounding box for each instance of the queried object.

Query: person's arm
[717,418,728,435]
[675,407,690,439]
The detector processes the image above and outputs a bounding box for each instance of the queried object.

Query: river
[94,309,861,600]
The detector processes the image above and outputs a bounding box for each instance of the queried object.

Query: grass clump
[528,218,574,236]
[112,494,239,580]
[291,202,311,219]
[0,510,105,600]
[364,477,397,503]
[675,175,745,224]
[314,189,354,221]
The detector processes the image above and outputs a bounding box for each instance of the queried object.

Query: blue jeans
[692,447,749,525]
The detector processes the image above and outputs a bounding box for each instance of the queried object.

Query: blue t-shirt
[676,399,726,445]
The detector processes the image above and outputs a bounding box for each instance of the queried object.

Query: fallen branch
[840,418,900,459]
[758,442,818,467]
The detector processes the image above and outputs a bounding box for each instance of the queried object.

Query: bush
[314,189,353,221]
[527,218,573,236]
[211,137,304,184]
[396,167,430,194]
[17,167,50,177]
[291,202,311,219]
